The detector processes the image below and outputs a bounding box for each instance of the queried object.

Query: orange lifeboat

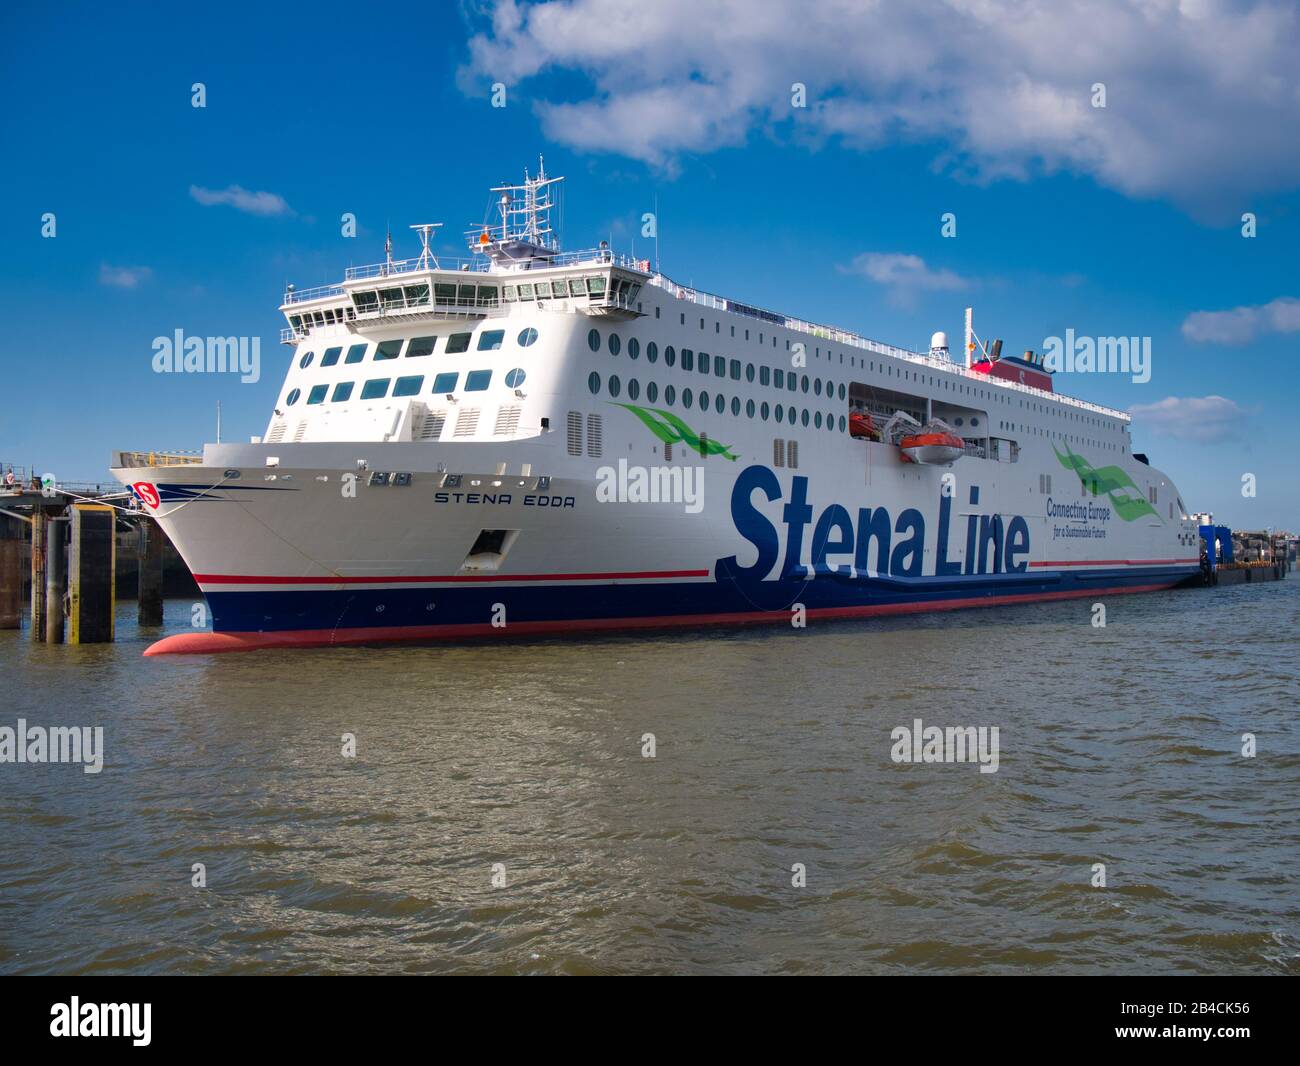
[899,427,965,465]
[849,411,878,440]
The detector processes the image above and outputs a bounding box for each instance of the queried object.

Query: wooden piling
[68,503,115,643]
[137,517,164,626]
[44,515,66,644]
[31,509,47,641]
[0,517,23,628]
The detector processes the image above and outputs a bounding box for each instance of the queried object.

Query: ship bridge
[281,160,649,344]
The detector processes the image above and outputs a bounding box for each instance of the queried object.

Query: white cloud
[1181,297,1300,344]
[1128,395,1245,442]
[841,252,969,300]
[463,0,1300,214]
[98,264,151,288]
[189,184,292,216]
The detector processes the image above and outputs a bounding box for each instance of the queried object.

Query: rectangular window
[535,281,553,298]
[353,291,378,312]
[445,332,471,354]
[407,336,436,357]
[587,276,606,295]
[434,283,457,306]
[502,285,517,302]
[374,340,403,360]
[361,378,391,400]
[431,372,459,394]
[465,369,491,392]
[730,359,741,380]
[321,346,343,367]
[774,369,785,389]
[344,343,368,364]
[307,384,328,405]
[760,366,771,386]
[458,284,476,306]
[478,285,499,307]
[379,287,403,309]
[331,382,354,402]
[568,279,585,297]
[681,349,694,372]
[518,283,535,299]
[393,375,423,397]
[477,330,505,351]
[404,284,429,307]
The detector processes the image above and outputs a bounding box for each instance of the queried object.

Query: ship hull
[113,435,1200,655]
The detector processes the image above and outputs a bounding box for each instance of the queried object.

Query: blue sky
[2,1,1298,528]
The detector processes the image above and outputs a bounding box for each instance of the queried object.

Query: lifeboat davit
[899,428,965,465]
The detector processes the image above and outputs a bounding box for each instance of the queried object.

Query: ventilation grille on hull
[453,408,480,438]
[494,405,522,436]
[419,409,447,441]
[566,412,582,456]
[585,413,603,457]
[266,420,287,443]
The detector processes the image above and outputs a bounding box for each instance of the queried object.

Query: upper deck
[278,160,1129,425]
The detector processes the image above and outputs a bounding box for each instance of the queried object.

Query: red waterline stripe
[1030,558,1199,568]
[144,581,1180,655]
[193,568,712,586]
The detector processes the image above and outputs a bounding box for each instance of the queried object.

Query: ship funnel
[990,339,1003,361]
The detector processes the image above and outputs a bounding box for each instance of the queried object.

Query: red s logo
[132,482,161,508]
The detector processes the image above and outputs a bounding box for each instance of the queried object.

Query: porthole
[746,363,755,382]
[517,327,538,347]
[814,379,822,396]
[746,398,756,418]
[286,388,301,405]
[682,387,693,408]
[505,368,527,388]
[838,383,846,400]
[608,374,621,398]
[716,394,725,414]
[971,417,980,427]
[628,338,640,360]
[665,384,676,405]
[628,378,640,401]
[955,417,964,426]
[815,411,823,428]
[801,375,810,393]
[608,334,621,356]
[587,328,600,352]
[838,415,847,432]
[802,409,810,426]
[665,345,676,367]
[646,381,658,403]
[298,351,314,369]
[775,403,784,422]
[731,396,740,416]
[647,342,658,364]
[587,371,601,394]
[760,401,769,421]
[699,390,709,410]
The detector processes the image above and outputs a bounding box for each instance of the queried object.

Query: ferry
[113,161,1201,654]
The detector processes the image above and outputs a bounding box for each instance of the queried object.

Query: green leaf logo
[613,403,739,460]
[1052,442,1160,522]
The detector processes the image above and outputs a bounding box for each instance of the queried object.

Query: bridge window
[344,343,367,364]
[374,340,403,360]
[393,375,424,397]
[321,346,343,367]
[465,370,492,392]
[407,336,437,357]
[446,333,471,354]
[331,382,354,402]
[361,378,391,400]
[477,330,505,351]
[431,372,459,394]
[307,384,328,405]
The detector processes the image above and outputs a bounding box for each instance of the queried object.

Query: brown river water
[1,581,1297,975]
